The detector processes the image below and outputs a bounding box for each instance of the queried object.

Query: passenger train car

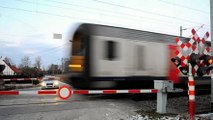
[67,23,211,89]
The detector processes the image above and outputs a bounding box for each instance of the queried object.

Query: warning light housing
[203,55,213,66]
[197,66,213,77]
[179,66,188,75]
[189,53,200,66]
[196,55,213,77]
[171,57,181,66]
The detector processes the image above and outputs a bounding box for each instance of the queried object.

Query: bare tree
[47,64,61,75]
[35,56,42,69]
[4,57,14,66]
[21,56,31,68]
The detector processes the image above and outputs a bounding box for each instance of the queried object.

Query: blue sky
[0,0,211,68]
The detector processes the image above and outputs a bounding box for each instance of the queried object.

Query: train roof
[77,23,190,44]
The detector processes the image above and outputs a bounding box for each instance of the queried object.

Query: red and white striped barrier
[1,78,37,82]
[0,89,158,95]
[72,89,158,94]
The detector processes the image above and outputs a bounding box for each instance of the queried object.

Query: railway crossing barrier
[2,78,37,81]
[0,78,39,89]
[0,80,183,114]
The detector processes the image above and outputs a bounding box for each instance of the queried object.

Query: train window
[105,41,117,60]
[71,32,85,56]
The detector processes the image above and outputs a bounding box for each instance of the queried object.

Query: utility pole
[210,0,213,111]
[180,26,183,37]
[180,26,187,37]
[61,58,64,74]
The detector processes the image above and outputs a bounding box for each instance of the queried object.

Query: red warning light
[208,59,213,65]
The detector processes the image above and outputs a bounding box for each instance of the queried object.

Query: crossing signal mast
[171,29,212,120]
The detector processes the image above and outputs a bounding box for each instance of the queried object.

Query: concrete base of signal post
[154,80,174,114]
[156,90,167,113]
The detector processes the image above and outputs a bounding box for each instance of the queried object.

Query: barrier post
[154,80,173,114]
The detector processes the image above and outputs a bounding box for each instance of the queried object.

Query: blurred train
[67,23,211,89]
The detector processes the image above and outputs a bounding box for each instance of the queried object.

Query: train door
[132,42,168,77]
[132,41,151,76]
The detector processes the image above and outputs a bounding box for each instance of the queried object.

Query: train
[66,23,211,89]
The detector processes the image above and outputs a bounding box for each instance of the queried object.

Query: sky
[0,0,211,69]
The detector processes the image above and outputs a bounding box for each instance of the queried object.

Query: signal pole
[180,26,187,37]
[210,0,213,111]
[188,63,195,120]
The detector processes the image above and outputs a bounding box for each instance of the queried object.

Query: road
[0,84,212,120]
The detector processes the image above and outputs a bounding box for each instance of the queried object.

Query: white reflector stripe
[188,78,194,81]
[189,86,195,91]
[88,90,103,94]
[189,95,195,101]
[4,79,10,81]
[140,90,152,93]
[19,91,38,95]
[116,90,128,93]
